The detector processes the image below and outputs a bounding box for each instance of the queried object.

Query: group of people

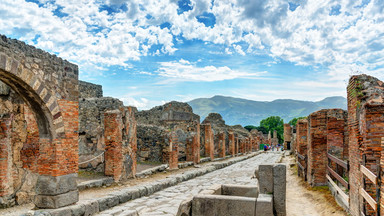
[263,143,284,151]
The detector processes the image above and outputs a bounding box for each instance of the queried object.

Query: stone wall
[0,34,80,208]
[78,81,137,181]
[0,84,39,207]
[136,101,200,164]
[79,80,103,99]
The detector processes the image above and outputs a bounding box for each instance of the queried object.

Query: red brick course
[307,109,328,186]
[203,124,214,160]
[218,132,226,158]
[346,75,384,216]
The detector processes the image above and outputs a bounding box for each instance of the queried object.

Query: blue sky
[0,0,383,110]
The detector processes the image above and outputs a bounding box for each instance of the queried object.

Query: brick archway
[0,35,79,208]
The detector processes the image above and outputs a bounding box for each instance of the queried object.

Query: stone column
[168,131,178,170]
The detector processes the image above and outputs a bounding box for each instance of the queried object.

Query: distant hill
[187,95,347,126]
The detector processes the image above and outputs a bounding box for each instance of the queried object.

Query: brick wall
[307,109,328,186]
[218,132,226,158]
[296,119,308,179]
[104,108,137,181]
[347,75,384,215]
[326,109,348,160]
[284,124,292,150]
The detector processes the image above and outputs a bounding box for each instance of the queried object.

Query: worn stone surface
[93,152,281,216]
[258,164,274,194]
[34,190,79,209]
[256,194,273,216]
[192,194,257,216]
[273,164,286,216]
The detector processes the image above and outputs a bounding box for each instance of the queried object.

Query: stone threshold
[30,151,262,216]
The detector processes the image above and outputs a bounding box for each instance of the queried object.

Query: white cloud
[120,97,150,110]
[0,0,383,83]
[156,59,265,82]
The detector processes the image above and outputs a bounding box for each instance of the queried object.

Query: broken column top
[349,74,384,106]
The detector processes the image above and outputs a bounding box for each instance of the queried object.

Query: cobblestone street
[98,152,283,216]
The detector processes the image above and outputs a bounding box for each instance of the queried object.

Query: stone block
[176,198,192,216]
[273,164,286,216]
[256,194,273,216]
[222,184,259,198]
[34,190,79,209]
[257,164,274,194]
[97,195,119,211]
[35,174,77,195]
[84,200,99,216]
[192,194,256,216]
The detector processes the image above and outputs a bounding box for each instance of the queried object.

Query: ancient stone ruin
[0,35,271,213]
[291,74,384,216]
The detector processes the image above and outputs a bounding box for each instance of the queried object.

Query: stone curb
[77,177,114,191]
[30,151,262,216]
[78,154,248,191]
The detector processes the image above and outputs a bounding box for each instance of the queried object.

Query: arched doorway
[0,35,79,209]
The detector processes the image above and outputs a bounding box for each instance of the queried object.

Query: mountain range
[187,95,347,126]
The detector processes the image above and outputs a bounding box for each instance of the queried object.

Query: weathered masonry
[0,35,79,208]
[78,81,137,181]
[292,74,384,216]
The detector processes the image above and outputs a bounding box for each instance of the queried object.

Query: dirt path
[284,154,347,216]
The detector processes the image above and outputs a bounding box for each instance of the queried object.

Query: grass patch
[78,170,105,178]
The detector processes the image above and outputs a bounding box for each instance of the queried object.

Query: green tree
[259,116,284,143]
[244,125,257,132]
[244,125,268,134]
[288,116,306,126]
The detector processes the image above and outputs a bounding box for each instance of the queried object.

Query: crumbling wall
[136,101,200,164]
[78,81,137,180]
[347,75,384,215]
[283,124,292,150]
[0,83,39,207]
[307,109,328,187]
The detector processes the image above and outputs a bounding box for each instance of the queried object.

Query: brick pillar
[194,123,200,164]
[0,115,12,198]
[186,131,200,164]
[203,124,214,160]
[219,132,226,158]
[347,75,384,215]
[296,119,308,179]
[104,110,123,181]
[326,109,348,160]
[35,100,79,209]
[168,131,178,170]
[235,136,239,154]
[284,124,292,150]
[307,109,328,186]
[228,132,235,156]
